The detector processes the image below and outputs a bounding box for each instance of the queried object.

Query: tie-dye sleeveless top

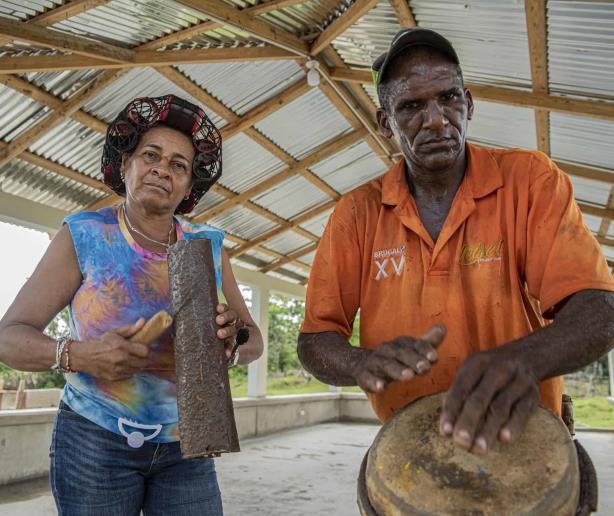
[61,206,224,444]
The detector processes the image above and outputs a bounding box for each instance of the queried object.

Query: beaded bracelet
[64,339,77,373]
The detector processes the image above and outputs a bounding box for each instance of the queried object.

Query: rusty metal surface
[168,239,239,459]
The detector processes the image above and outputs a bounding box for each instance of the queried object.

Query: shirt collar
[380,143,503,205]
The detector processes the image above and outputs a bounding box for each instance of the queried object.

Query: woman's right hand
[71,319,150,381]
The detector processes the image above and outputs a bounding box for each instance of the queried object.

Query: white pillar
[248,284,269,398]
[329,385,342,393]
[608,350,614,400]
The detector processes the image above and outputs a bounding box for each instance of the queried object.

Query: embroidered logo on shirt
[459,240,503,266]
[373,245,406,280]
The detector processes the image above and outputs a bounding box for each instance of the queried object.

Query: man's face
[377,49,474,173]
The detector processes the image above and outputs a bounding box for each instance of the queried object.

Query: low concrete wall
[0,388,61,410]
[0,393,377,486]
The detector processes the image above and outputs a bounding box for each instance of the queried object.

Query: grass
[229,374,367,397]
[573,397,614,429]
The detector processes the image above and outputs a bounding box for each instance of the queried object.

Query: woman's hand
[71,319,151,381]
[215,303,241,359]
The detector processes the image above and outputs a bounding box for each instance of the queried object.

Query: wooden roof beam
[329,67,614,121]
[224,233,311,272]
[260,242,317,272]
[310,0,379,55]
[388,0,417,27]
[525,0,550,155]
[176,0,309,56]
[193,129,364,223]
[229,199,336,257]
[0,17,133,64]
[0,70,125,169]
[0,47,300,75]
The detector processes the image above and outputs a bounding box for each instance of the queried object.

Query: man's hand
[351,325,446,392]
[439,349,540,455]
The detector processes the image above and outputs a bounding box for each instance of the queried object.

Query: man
[298,28,614,455]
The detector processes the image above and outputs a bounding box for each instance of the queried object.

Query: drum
[358,393,596,515]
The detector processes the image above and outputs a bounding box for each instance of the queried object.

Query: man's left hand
[439,349,540,454]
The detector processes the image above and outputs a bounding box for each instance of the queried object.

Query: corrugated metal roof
[548,1,614,100]
[252,175,331,220]
[51,0,210,47]
[83,67,226,126]
[298,250,315,266]
[255,87,353,159]
[570,176,611,207]
[208,204,277,240]
[19,69,103,101]
[217,132,287,194]
[583,213,604,234]
[0,1,60,20]
[0,159,102,211]
[550,112,614,170]
[179,61,304,116]
[0,85,45,142]
[411,0,533,88]
[331,1,400,68]
[309,140,387,194]
[190,188,227,217]
[298,208,333,236]
[28,118,104,179]
[265,231,312,256]
[468,100,537,150]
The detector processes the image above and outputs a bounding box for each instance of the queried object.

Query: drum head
[365,393,579,515]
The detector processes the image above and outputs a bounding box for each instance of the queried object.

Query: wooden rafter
[0,0,111,48]
[310,0,379,55]
[525,0,550,155]
[577,202,614,221]
[221,80,311,140]
[261,242,317,272]
[224,233,310,272]
[138,22,223,51]
[248,0,310,16]
[0,70,126,169]
[320,46,396,165]
[597,186,614,240]
[229,200,336,257]
[329,67,614,121]
[154,66,325,245]
[552,160,614,185]
[175,0,309,56]
[388,0,417,27]
[0,17,133,64]
[0,47,300,75]
[193,130,364,223]
[318,75,393,166]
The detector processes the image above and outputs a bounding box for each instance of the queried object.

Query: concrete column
[247,284,270,398]
[608,350,614,404]
[328,385,342,393]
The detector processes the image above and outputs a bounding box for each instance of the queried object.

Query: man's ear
[464,88,474,121]
[377,108,394,139]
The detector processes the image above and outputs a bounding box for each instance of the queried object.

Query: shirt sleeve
[300,197,362,338]
[524,156,614,316]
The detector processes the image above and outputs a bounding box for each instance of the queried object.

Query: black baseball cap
[372,28,460,92]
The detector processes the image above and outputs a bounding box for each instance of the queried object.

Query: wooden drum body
[359,393,581,515]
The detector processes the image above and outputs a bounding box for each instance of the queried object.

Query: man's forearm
[297,331,369,386]
[506,289,614,380]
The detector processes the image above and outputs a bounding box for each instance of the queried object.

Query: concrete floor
[0,424,612,515]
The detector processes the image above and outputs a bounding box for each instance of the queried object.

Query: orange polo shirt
[301,144,614,422]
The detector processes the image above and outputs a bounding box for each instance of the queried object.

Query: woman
[0,95,263,515]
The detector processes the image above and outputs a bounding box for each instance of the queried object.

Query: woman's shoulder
[64,207,118,227]
[178,218,225,242]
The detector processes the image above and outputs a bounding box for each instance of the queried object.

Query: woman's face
[121,125,195,213]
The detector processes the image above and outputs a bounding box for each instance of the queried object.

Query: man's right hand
[72,318,151,381]
[350,325,446,393]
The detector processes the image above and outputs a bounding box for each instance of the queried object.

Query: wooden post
[15,379,26,410]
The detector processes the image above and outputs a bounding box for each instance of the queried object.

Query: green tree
[267,294,304,374]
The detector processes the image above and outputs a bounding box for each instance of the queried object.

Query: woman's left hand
[215,303,241,359]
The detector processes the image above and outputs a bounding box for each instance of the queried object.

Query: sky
[0,221,51,319]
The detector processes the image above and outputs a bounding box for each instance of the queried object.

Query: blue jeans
[50,402,224,516]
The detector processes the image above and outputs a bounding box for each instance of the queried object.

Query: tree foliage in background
[268,294,304,374]
[0,307,69,389]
